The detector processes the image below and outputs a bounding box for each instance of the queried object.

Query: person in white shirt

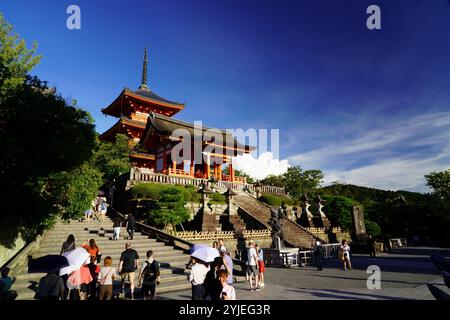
[247,240,259,291]
[188,258,210,300]
[218,269,236,300]
[340,239,352,270]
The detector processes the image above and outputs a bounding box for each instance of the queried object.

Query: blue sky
[2,0,450,192]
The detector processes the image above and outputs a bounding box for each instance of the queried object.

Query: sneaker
[260,283,265,287]
[118,292,125,299]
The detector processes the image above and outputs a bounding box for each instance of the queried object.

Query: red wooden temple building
[99,48,253,183]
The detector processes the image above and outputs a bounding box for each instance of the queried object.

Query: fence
[264,243,342,267]
[128,168,285,195]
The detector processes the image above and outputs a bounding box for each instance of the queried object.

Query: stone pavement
[156,246,450,300]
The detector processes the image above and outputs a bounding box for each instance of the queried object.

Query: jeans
[127,227,134,240]
[113,227,121,240]
[192,284,205,300]
[314,253,323,270]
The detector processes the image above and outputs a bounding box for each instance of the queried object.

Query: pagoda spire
[139,46,149,91]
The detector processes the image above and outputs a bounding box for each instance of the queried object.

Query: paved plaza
[156,246,450,300]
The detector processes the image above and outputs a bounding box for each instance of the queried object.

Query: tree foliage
[425,169,450,201]
[260,166,324,199]
[0,15,100,246]
[94,134,132,181]
[149,187,190,231]
[0,14,41,101]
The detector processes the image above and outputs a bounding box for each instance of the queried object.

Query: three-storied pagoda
[99,48,254,182]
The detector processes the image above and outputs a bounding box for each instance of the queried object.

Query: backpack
[143,261,159,282]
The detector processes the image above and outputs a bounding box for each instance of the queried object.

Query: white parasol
[59,247,90,276]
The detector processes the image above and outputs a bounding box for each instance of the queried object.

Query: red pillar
[229,163,234,182]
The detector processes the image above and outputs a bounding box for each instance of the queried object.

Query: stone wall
[184,202,228,220]
[0,236,26,267]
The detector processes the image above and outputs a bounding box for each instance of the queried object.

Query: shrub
[259,194,296,206]
[130,183,165,200]
[209,192,226,204]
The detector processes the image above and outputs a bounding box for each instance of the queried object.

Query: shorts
[121,272,135,282]
[248,265,259,276]
[141,284,156,296]
[258,260,265,273]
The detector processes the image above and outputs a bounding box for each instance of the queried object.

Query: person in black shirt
[202,257,223,300]
[367,235,377,260]
[126,214,136,240]
[37,272,65,300]
[118,242,139,300]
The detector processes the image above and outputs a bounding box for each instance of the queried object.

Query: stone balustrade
[170,229,272,241]
[242,229,272,239]
[171,230,235,241]
[307,227,326,234]
[127,168,286,195]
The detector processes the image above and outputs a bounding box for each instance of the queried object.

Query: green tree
[94,134,132,181]
[283,166,324,199]
[149,188,190,231]
[425,169,450,201]
[0,14,41,100]
[0,15,98,246]
[0,76,99,246]
[321,195,356,231]
[260,174,284,188]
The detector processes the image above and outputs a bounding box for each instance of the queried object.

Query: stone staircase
[233,194,317,249]
[11,217,191,300]
[228,215,247,234]
[201,213,221,232]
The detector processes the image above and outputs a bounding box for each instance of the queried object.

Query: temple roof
[99,117,146,142]
[129,87,185,107]
[141,112,256,154]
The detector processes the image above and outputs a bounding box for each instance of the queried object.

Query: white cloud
[287,111,450,192]
[234,152,290,180]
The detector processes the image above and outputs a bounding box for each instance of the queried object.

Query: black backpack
[143,261,159,282]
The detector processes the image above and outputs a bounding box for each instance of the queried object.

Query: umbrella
[189,244,209,254]
[191,246,220,263]
[28,255,69,273]
[67,266,93,289]
[59,247,90,276]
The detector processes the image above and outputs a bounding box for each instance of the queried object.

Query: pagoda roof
[101,88,185,118]
[99,117,146,142]
[141,112,256,154]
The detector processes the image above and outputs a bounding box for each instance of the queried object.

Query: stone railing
[242,229,271,239]
[127,168,286,195]
[332,227,342,233]
[307,227,326,234]
[2,230,50,275]
[170,230,235,241]
[169,229,272,241]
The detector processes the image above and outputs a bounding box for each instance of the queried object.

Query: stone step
[13,265,181,281]
[14,281,192,300]
[41,235,150,242]
[41,238,163,249]
[34,250,187,262]
[11,273,188,291]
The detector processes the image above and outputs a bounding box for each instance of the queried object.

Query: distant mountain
[320,184,428,204]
